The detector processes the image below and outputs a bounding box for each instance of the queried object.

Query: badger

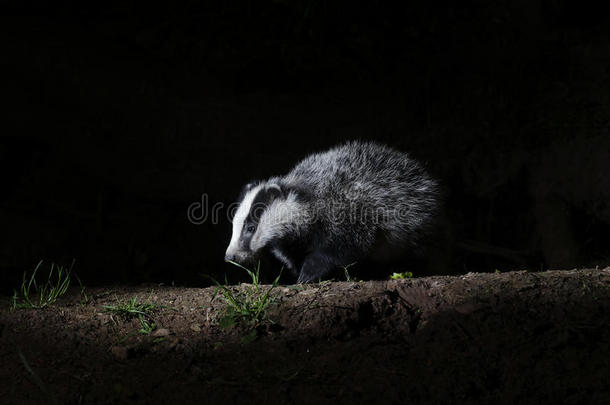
[225,140,441,283]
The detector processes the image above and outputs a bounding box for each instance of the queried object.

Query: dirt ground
[1,268,609,404]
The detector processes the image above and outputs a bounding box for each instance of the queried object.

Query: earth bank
[1,268,609,404]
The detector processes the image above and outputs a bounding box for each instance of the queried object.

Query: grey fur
[225,140,441,283]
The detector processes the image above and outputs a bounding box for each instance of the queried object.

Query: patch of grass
[390,271,413,280]
[103,294,156,318]
[103,293,157,334]
[11,260,73,310]
[138,317,156,335]
[211,261,281,331]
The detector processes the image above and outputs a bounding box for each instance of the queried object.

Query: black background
[2,0,610,289]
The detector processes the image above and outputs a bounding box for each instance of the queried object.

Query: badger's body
[225,141,441,283]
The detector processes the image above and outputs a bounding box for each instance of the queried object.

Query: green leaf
[390,271,413,280]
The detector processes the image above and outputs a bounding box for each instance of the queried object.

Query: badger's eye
[246,224,256,233]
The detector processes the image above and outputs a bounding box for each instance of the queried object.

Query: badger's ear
[265,183,285,200]
[245,181,260,191]
[237,180,260,202]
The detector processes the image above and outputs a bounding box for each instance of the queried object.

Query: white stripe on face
[226,184,263,257]
[250,192,305,252]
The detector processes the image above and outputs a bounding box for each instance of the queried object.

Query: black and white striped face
[225,182,285,264]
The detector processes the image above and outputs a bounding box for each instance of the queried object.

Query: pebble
[152,328,170,337]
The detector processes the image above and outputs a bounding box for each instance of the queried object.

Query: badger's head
[225,180,308,265]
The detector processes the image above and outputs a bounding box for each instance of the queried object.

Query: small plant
[74,274,89,305]
[211,261,281,331]
[343,262,358,282]
[104,293,157,334]
[390,271,413,280]
[11,260,73,310]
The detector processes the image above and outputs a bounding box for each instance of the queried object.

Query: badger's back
[282,141,440,250]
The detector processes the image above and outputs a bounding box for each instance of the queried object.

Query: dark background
[2,0,610,289]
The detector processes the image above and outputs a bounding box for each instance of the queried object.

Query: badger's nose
[225,254,235,262]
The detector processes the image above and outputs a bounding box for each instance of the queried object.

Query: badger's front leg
[297,249,339,283]
[270,246,298,276]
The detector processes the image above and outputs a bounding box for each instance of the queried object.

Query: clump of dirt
[1,269,610,404]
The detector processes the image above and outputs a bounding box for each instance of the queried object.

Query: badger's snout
[224,247,256,265]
